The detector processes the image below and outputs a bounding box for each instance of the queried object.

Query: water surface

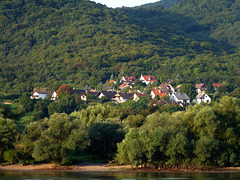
[0,171,240,180]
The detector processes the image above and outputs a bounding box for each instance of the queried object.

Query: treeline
[0,95,240,168]
[117,96,240,168]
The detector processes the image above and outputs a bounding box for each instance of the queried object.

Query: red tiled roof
[152,89,168,98]
[109,80,115,84]
[195,83,205,89]
[213,83,223,88]
[159,84,168,89]
[142,75,157,82]
[123,76,136,82]
[119,83,130,89]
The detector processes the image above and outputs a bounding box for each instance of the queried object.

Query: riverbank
[1,162,240,173]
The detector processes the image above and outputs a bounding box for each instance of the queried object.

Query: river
[0,171,240,180]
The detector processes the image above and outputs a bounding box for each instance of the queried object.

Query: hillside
[126,0,240,50]
[0,0,239,94]
[136,0,179,8]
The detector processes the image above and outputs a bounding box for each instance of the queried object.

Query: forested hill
[0,0,239,94]
[135,0,179,8]
[126,0,240,50]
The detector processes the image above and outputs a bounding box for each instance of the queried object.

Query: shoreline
[1,163,240,173]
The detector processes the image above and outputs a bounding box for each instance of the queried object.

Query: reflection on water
[0,171,240,180]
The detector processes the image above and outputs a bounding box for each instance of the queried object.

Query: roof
[119,83,130,89]
[135,93,148,97]
[141,75,157,82]
[159,84,168,89]
[97,91,117,98]
[173,93,190,100]
[72,89,85,95]
[33,91,52,94]
[152,89,168,98]
[196,93,205,99]
[86,91,98,96]
[196,93,210,99]
[213,83,223,88]
[195,83,206,89]
[123,76,136,82]
[109,80,115,84]
[115,93,134,99]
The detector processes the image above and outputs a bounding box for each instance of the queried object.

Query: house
[170,93,190,104]
[150,89,168,100]
[132,93,148,101]
[96,91,117,99]
[159,83,175,95]
[72,89,87,101]
[31,91,52,100]
[194,93,211,104]
[140,75,157,85]
[51,91,57,100]
[120,76,136,85]
[119,83,132,90]
[109,80,116,84]
[213,83,223,91]
[195,83,207,93]
[112,93,134,103]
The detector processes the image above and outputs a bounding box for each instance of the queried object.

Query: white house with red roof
[120,76,136,85]
[140,75,157,85]
[194,93,211,104]
[195,83,207,93]
[150,89,168,99]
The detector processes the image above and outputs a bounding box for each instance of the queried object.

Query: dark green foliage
[19,94,36,113]
[88,122,124,158]
[217,83,236,94]
[0,117,17,162]
[179,84,197,101]
[33,101,48,120]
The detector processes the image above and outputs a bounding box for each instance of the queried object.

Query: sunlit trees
[32,113,88,165]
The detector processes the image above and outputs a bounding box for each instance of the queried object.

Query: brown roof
[123,76,136,82]
[115,93,134,99]
[142,75,157,82]
[195,83,206,89]
[213,83,223,88]
[96,91,117,98]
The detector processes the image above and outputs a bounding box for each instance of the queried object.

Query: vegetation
[1,0,240,94]
[0,93,240,168]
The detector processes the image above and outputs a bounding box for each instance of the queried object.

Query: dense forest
[0,0,239,94]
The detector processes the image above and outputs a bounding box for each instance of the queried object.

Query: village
[31,74,223,107]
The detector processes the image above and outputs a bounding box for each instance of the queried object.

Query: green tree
[32,113,88,165]
[88,122,125,158]
[33,101,48,120]
[117,128,147,168]
[19,94,35,112]
[179,83,197,101]
[0,117,17,162]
